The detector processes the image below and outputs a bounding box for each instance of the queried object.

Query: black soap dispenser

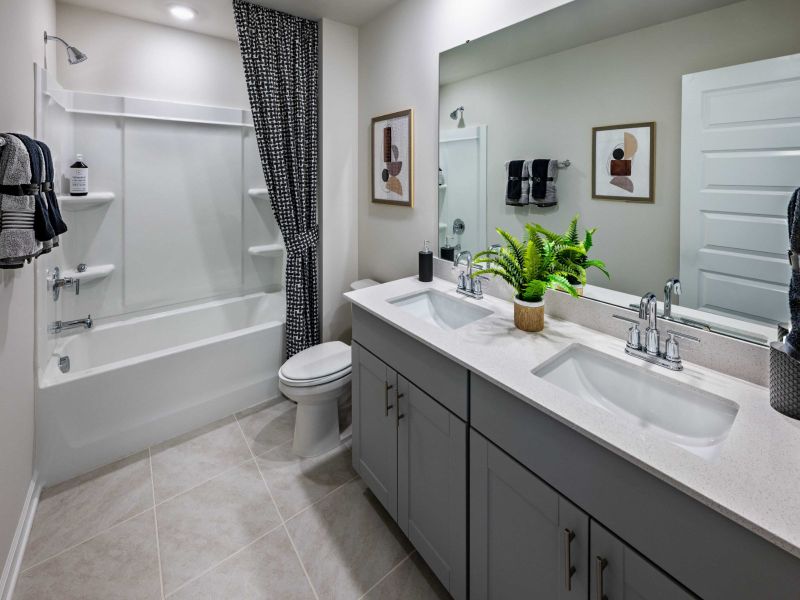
[419,240,433,282]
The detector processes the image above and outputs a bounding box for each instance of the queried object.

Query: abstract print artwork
[372,109,413,207]
[592,122,655,202]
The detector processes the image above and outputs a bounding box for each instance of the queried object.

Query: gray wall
[0,0,57,586]
[438,0,800,296]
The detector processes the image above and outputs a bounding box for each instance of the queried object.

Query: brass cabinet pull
[563,529,576,591]
[384,382,394,416]
[595,556,608,600]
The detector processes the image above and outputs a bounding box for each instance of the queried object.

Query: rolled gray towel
[0,134,39,268]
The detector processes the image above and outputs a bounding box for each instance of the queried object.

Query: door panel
[591,521,696,600]
[352,343,398,519]
[398,376,467,600]
[470,430,588,600]
[680,53,800,324]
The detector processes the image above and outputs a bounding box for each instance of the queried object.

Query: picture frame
[371,109,414,207]
[592,122,655,202]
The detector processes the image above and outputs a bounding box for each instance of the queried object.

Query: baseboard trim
[0,475,40,600]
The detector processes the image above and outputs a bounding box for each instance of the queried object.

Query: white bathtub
[36,292,285,486]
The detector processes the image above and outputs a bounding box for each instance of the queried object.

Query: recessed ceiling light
[169,5,197,21]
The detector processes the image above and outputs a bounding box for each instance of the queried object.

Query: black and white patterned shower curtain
[233,0,320,357]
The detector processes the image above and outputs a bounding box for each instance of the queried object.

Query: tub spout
[49,315,93,334]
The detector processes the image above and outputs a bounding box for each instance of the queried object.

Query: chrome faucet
[453,250,486,299]
[664,278,681,319]
[612,291,700,371]
[639,292,660,356]
[50,266,80,301]
[49,315,93,334]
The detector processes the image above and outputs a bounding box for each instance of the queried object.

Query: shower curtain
[233,0,320,357]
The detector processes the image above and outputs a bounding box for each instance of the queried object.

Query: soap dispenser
[419,240,433,282]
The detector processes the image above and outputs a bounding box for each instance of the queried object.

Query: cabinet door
[470,430,589,600]
[397,376,467,600]
[352,343,398,519]
[591,521,696,600]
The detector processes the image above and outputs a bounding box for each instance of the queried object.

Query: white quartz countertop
[345,276,800,559]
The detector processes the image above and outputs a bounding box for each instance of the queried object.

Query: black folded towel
[35,140,68,237]
[12,134,55,247]
[787,187,800,351]
[505,160,525,205]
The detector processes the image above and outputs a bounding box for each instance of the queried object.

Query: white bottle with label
[69,154,89,196]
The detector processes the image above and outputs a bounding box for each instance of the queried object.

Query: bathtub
[36,292,285,486]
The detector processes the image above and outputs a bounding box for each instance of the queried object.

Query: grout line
[19,503,157,574]
[283,473,359,525]
[163,521,285,598]
[357,551,416,600]
[149,449,166,600]
[234,413,321,600]
[151,453,256,508]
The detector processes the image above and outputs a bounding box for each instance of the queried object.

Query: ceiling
[58,0,400,40]
[440,0,743,85]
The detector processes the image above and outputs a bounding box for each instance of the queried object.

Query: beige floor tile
[285,479,412,600]
[236,398,296,457]
[150,416,252,502]
[256,441,356,519]
[22,451,153,569]
[156,460,282,594]
[362,552,452,600]
[15,510,161,600]
[168,527,316,600]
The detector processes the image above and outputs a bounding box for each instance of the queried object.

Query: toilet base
[292,400,341,458]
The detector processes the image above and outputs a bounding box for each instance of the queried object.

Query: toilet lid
[279,341,351,382]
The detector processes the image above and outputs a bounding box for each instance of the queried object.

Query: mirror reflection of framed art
[592,122,655,203]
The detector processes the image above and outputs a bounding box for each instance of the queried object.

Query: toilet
[279,279,378,457]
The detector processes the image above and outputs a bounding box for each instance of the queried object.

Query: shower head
[449,106,464,120]
[44,31,88,65]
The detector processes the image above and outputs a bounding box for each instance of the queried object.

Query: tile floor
[14,397,451,600]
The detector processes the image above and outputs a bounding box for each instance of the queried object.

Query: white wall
[438,0,800,297]
[55,3,248,108]
[357,0,572,282]
[321,19,358,342]
[0,0,57,591]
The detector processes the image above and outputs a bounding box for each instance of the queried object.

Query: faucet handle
[664,330,700,363]
[613,314,642,350]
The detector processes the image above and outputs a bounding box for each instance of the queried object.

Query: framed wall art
[592,122,655,202]
[372,109,414,207]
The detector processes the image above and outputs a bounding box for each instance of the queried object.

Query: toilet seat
[278,341,352,388]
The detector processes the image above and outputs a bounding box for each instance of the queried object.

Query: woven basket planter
[770,341,800,420]
[514,298,545,332]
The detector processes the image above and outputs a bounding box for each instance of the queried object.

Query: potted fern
[532,214,610,295]
[472,225,580,332]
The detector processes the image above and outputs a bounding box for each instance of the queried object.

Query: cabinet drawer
[352,305,468,419]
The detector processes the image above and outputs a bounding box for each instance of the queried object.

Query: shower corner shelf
[61,263,115,283]
[57,191,115,211]
[248,188,269,201]
[248,244,284,258]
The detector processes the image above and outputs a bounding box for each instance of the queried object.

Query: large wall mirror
[438,0,800,346]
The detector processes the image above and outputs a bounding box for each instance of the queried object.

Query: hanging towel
[787,187,800,352]
[530,159,558,207]
[0,135,39,268]
[12,134,55,250]
[521,160,531,206]
[36,140,68,240]
[34,144,54,253]
[505,160,527,206]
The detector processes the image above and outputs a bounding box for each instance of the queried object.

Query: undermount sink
[533,344,739,458]
[387,289,492,330]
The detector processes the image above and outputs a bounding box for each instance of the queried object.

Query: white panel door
[680,53,800,324]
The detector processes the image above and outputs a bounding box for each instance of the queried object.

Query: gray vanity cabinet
[352,342,398,519]
[590,521,695,600]
[397,375,467,600]
[470,430,589,600]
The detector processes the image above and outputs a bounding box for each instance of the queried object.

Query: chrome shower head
[44,31,87,65]
[449,106,464,120]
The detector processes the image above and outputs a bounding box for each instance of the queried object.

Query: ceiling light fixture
[169,5,197,21]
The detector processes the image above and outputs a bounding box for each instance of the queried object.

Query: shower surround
[34,67,286,485]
